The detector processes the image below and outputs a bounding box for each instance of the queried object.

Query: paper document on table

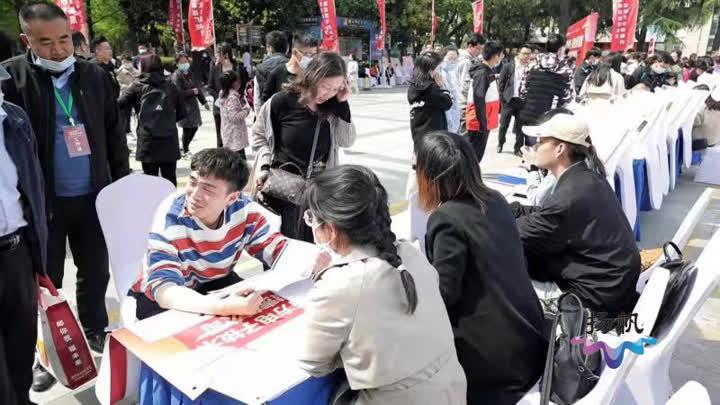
[125,308,212,342]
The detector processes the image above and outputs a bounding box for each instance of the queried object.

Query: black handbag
[262,119,324,205]
[540,292,600,405]
[651,241,697,338]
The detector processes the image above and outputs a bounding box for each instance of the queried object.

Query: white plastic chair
[619,227,720,404]
[516,267,670,405]
[665,381,711,405]
[637,188,713,293]
[408,192,429,253]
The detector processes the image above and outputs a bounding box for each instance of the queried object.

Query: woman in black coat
[118,54,186,186]
[171,52,209,156]
[407,51,452,145]
[417,131,547,405]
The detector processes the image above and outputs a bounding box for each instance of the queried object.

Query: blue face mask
[178,62,190,72]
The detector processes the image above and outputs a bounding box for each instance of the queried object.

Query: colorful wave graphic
[570,336,657,369]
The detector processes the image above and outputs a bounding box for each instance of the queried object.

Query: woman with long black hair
[416,131,546,405]
[297,165,466,405]
[251,52,356,242]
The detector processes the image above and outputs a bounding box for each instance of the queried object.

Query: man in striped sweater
[130,148,288,320]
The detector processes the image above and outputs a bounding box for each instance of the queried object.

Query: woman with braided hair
[417,131,547,405]
[297,165,467,405]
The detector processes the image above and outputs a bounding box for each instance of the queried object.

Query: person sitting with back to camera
[129,148,288,320]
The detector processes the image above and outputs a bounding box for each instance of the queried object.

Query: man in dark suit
[496,44,532,156]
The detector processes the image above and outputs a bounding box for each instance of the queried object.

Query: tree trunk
[85,0,94,39]
[559,0,571,34]
[636,25,648,52]
[524,22,532,43]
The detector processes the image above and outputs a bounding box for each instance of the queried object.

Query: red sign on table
[472,0,484,34]
[611,0,639,51]
[174,292,303,350]
[375,0,386,50]
[318,0,339,52]
[55,0,89,43]
[168,0,185,45]
[566,12,599,68]
[188,0,215,51]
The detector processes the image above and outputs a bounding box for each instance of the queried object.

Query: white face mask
[138,48,147,55]
[178,62,190,72]
[34,54,76,73]
[652,65,667,75]
[300,56,313,70]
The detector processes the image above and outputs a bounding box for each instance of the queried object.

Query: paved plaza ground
[34,87,720,404]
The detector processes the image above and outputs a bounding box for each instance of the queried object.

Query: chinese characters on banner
[472,0,484,34]
[188,0,215,51]
[566,12,599,68]
[45,304,97,388]
[611,0,639,51]
[174,292,304,350]
[318,0,340,52]
[168,0,185,45]
[375,0,386,50]
[54,0,89,42]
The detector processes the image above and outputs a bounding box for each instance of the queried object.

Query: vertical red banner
[318,0,339,52]
[188,0,215,51]
[55,0,89,42]
[168,0,185,45]
[472,0,484,34]
[566,13,599,68]
[430,0,437,46]
[375,0,386,50]
[611,0,639,51]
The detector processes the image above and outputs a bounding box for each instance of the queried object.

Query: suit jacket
[497,61,516,104]
[426,192,547,404]
[298,242,467,405]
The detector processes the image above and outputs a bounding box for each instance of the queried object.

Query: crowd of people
[1,2,719,405]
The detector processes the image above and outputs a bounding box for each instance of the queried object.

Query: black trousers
[467,130,490,163]
[182,127,199,153]
[0,230,37,405]
[262,195,313,243]
[48,195,109,335]
[498,98,526,153]
[142,162,178,186]
[213,113,223,148]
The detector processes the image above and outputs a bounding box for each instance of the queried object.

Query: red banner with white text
[375,0,386,50]
[188,0,215,51]
[168,0,185,45]
[611,0,639,51]
[55,0,89,43]
[318,0,339,52]
[566,12,599,68]
[472,0,484,34]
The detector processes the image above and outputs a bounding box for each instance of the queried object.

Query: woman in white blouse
[297,165,467,405]
[578,52,626,102]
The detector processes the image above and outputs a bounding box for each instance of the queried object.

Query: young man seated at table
[129,148,288,320]
[510,112,640,317]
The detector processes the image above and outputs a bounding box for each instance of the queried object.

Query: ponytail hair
[303,165,418,314]
[219,70,238,99]
[567,136,606,178]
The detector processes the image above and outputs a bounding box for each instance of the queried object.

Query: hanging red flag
[472,0,484,34]
[375,0,386,50]
[318,0,340,52]
[55,0,89,43]
[168,0,185,45]
[430,0,437,46]
[188,0,215,51]
[566,12,599,68]
[611,0,639,51]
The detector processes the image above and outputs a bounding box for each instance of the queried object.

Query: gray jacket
[297,242,467,405]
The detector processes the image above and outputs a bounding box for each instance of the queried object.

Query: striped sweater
[131,193,287,301]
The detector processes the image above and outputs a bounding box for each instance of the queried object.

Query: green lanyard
[53,88,75,127]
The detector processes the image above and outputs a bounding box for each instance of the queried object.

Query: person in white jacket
[347,54,360,94]
[298,165,467,405]
[578,53,626,102]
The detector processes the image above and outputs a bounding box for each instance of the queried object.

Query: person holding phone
[252,52,357,242]
[128,148,288,320]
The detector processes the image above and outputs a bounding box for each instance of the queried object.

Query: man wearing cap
[510,112,640,316]
[0,64,48,404]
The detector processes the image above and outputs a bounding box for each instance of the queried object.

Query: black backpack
[651,241,697,338]
[541,292,601,405]
[138,83,174,136]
